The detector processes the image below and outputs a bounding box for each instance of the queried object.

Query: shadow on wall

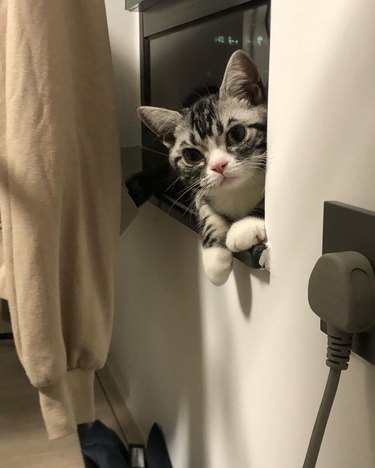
[233,261,270,319]
[110,203,207,468]
[111,48,141,147]
[105,0,141,148]
[365,366,375,465]
[110,202,271,467]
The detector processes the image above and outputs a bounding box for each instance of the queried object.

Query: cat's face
[169,94,267,193]
[137,50,267,196]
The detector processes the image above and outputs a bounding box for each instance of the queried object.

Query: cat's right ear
[219,50,265,104]
[137,106,182,148]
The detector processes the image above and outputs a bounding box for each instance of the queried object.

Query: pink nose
[210,161,228,174]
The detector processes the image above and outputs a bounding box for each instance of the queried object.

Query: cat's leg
[226,216,266,252]
[198,203,232,286]
[202,247,233,286]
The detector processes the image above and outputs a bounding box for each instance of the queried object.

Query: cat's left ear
[137,106,182,148]
[219,50,265,104]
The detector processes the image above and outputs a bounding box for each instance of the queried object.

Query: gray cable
[303,368,341,468]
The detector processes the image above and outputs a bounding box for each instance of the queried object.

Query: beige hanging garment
[0,0,136,439]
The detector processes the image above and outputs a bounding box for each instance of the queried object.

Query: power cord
[303,251,375,468]
[303,330,352,468]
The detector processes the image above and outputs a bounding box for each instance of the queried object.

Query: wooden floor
[0,340,125,468]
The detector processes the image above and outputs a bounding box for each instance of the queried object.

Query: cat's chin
[219,174,250,189]
[210,174,239,187]
[222,175,239,184]
[206,178,235,191]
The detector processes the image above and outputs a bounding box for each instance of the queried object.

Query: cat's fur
[137,50,267,285]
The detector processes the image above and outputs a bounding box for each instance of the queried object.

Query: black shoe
[146,424,173,468]
[78,420,130,468]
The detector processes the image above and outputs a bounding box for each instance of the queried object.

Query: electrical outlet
[322,201,375,365]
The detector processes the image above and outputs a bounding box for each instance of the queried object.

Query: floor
[0,340,125,468]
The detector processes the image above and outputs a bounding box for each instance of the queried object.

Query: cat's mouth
[206,175,236,190]
[222,173,236,180]
[206,171,242,189]
[218,171,253,189]
[219,173,239,184]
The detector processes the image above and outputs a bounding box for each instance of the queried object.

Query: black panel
[149,4,269,108]
[143,0,269,159]
[143,0,253,36]
[322,201,375,365]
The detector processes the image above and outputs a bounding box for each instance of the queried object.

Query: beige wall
[107,1,375,467]
[105,0,141,147]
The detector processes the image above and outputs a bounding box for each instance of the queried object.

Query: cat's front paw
[226,217,266,252]
[202,247,233,286]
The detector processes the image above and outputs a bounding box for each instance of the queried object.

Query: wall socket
[322,201,375,365]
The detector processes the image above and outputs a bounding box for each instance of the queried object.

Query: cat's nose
[210,161,228,173]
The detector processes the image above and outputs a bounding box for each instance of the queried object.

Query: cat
[137,50,267,285]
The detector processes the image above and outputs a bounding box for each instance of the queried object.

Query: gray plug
[304,251,375,468]
[308,251,375,334]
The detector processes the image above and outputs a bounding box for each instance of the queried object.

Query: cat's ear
[219,50,265,104]
[137,106,182,148]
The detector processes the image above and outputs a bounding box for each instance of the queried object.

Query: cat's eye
[227,125,246,145]
[182,148,204,166]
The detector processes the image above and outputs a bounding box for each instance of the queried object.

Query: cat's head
[137,50,267,196]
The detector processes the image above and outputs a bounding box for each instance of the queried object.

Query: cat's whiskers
[185,190,202,220]
[168,179,202,213]
[250,153,267,162]
[178,179,201,196]
[164,175,181,193]
[242,155,267,172]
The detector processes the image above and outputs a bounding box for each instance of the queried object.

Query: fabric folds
[0,0,136,438]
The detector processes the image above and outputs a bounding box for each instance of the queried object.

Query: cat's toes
[202,247,233,286]
[226,218,266,252]
[259,245,270,271]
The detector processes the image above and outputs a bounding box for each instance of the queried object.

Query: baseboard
[96,365,144,447]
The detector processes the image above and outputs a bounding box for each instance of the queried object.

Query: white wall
[107,1,375,467]
[105,0,141,147]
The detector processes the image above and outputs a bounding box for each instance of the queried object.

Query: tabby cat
[137,50,267,285]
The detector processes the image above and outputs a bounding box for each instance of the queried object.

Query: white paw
[226,217,266,252]
[259,245,270,271]
[202,247,233,286]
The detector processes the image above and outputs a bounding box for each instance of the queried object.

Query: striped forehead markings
[190,132,197,146]
[227,117,239,126]
[216,120,224,134]
[247,123,267,132]
[189,97,219,139]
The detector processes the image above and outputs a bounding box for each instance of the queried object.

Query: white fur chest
[208,171,265,219]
